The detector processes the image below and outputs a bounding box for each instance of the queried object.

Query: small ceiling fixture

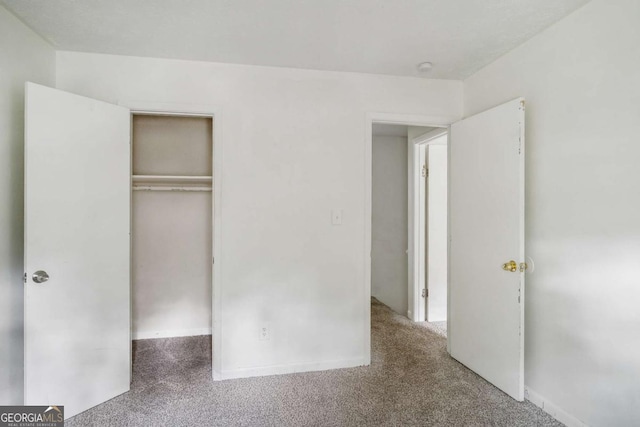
[417,62,433,73]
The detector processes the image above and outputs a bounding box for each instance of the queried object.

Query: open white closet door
[24,83,131,418]
[449,97,525,400]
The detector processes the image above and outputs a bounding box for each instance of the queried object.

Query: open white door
[24,83,131,418]
[426,143,448,322]
[449,98,525,400]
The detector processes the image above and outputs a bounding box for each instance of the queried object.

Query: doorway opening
[130,113,214,372]
[369,122,448,327]
[366,99,527,400]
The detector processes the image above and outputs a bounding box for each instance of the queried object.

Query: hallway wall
[371,135,408,316]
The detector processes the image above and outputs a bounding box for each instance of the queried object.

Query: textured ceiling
[2,0,590,79]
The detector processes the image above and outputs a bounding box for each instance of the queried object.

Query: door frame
[411,128,448,322]
[364,112,455,364]
[121,100,224,380]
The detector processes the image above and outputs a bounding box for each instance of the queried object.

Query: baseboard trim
[132,327,212,340]
[216,357,367,381]
[525,386,588,427]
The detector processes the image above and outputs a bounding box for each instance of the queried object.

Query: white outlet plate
[259,324,270,341]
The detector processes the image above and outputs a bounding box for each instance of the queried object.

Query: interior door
[418,143,427,321]
[426,143,448,322]
[24,83,131,418]
[449,97,525,400]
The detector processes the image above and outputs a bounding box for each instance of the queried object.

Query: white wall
[427,143,447,322]
[132,191,212,339]
[371,135,408,315]
[0,6,55,405]
[464,0,640,425]
[56,51,462,378]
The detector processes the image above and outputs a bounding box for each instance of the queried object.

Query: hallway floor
[420,320,447,337]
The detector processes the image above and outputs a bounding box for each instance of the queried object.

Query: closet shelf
[132,175,213,192]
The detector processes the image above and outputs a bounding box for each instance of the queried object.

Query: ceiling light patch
[417,62,433,73]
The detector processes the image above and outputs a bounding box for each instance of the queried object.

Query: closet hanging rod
[132,175,212,182]
[132,186,212,192]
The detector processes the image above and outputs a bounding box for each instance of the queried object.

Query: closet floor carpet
[67,299,561,426]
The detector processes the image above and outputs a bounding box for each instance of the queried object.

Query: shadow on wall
[371,133,408,316]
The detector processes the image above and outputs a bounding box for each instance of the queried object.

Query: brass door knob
[502,260,518,272]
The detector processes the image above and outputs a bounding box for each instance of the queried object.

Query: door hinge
[212,257,215,265]
[422,165,428,177]
[422,288,428,298]
[519,136,522,155]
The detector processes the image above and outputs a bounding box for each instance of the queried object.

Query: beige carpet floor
[67,299,561,426]
[420,320,447,338]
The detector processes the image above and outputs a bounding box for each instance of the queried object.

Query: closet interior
[131,114,213,341]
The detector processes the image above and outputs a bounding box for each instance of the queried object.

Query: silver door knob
[32,270,49,283]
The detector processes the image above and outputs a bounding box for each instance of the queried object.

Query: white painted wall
[56,52,462,378]
[0,6,55,405]
[427,143,447,322]
[371,135,408,315]
[464,0,640,425]
[132,191,212,339]
[131,115,212,339]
